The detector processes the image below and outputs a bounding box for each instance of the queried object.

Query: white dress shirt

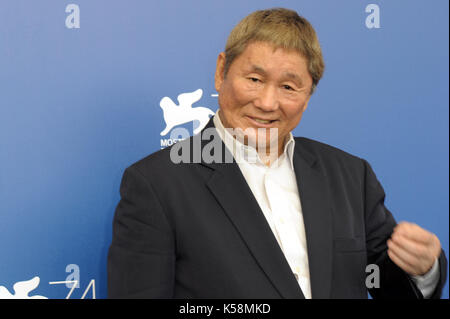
[213,110,439,299]
[214,111,312,298]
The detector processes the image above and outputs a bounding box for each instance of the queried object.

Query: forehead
[232,41,310,76]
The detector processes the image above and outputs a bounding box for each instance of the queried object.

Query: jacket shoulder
[126,145,178,176]
[293,137,371,182]
[124,136,208,182]
[295,137,362,163]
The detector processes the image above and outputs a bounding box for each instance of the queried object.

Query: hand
[387,222,441,276]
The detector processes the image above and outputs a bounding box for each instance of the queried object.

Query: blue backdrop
[0,0,448,299]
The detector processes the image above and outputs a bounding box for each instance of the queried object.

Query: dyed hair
[224,8,325,94]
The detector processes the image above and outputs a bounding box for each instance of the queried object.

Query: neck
[215,110,291,166]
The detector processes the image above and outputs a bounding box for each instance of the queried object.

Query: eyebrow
[249,65,267,75]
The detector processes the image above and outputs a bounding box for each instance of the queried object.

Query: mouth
[246,116,278,127]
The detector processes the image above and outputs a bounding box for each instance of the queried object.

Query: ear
[214,52,226,92]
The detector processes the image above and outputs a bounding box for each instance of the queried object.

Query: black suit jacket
[108,118,447,298]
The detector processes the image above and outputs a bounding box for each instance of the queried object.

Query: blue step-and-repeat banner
[0,0,448,299]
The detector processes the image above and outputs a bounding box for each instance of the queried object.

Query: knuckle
[416,245,426,257]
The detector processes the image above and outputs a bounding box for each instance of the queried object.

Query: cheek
[220,80,252,110]
[231,76,259,101]
[281,103,307,129]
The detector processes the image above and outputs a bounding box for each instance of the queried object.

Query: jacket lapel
[206,162,305,299]
[293,140,333,299]
[199,119,304,299]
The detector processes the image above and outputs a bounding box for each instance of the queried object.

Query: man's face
[215,41,313,155]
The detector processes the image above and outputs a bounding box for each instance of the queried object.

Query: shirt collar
[213,109,295,170]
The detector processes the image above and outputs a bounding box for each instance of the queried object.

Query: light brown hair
[224,8,325,94]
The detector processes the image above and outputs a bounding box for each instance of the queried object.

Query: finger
[390,233,429,259]
[393,223,442,258]
[387,239,432,275]
[393,222,433,244]
[387,239,421,266]
[387,248,418,275]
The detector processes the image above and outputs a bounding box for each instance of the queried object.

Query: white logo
[160,89,214,136]
[0,265,96,299]
[0,276,47,299]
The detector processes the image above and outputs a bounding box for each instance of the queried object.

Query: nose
[254,85,279,111]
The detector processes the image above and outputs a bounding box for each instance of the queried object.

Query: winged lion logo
[160,89,214,136]
[0,276,47,299]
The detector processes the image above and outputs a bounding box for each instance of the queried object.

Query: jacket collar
[212,110,296,170]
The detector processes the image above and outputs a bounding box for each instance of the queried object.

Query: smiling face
[215,41,313,156]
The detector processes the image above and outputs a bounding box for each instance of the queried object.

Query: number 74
[48,280,95,299]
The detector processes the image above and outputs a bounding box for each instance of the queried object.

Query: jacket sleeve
[429,249,448,299]
[107,165,176,298]
[361,159,444,299]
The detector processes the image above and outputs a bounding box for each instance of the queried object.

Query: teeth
[254,119,271,124]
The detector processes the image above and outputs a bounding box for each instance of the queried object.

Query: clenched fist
[387,222,441,276]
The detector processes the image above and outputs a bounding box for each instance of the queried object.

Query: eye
[248,77,260,83]
[283,84,294,91]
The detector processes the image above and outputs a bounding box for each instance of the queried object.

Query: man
[107,8,447,298]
